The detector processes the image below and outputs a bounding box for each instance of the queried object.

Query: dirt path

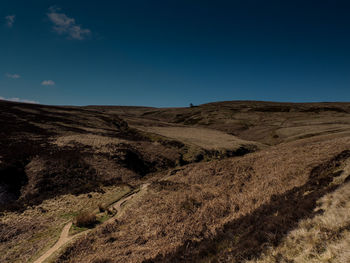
[106,183,149,224]
[33,222,73,263]
[33,183,149,263]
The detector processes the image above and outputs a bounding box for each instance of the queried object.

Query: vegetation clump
[98,203,106,212]
[75,211,97,228]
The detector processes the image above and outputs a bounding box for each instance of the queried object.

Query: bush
[98,203,106,212]
[106,208,115,215]
[75,211,97,228]
[101,222,118,235]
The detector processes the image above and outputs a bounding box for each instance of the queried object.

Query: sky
[1,0,350,107]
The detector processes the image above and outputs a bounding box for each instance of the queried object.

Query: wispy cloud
[5,73,21,79]
[0,96,38,104]
[47,7,91,40]
[41,80,55,86]
[5,15,15,28]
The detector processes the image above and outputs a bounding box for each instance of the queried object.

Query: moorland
[1,100,350,263]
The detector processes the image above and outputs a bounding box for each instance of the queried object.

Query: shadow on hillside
[145,150,350,263]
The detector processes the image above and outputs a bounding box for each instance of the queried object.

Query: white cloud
[5,15,15,28]
[5,73,21,79]
[47,7,91,40]
[41,80,55,86]
[0,96,38,104]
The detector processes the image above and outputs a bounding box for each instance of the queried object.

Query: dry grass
[108,101,350,145]
[0,185,130,263]
[276,124,350,143]
[136,126,261,150]
[53,134,127,153]
[54,134,350,263]
[248,180,350,263]
[2,100,350,263]
[31,121,111,135]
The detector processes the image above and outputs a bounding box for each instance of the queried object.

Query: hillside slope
[54,133,350,263]
[1,100,350,263]
[91,101,350,145]
[0,100,260,211]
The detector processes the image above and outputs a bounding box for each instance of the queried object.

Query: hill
[0,100,349,263]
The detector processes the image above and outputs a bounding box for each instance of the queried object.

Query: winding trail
[33,183,149,263]
[106,183,149,224]
[34,222,73,263]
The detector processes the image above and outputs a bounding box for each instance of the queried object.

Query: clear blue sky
[1,0,350,106]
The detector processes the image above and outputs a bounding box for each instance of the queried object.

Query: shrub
[75,211,97,228]
[101,222,118,235]
[106,208,115,215]
[98,203,106,212]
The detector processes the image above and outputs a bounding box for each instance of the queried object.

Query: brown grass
[2,100,350,263]
[249,179,350,263]
[136,126,261,150]
[0,185,130,263]
[102,101,350,146]
[53,134,127,152]
[55,134,350,263]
